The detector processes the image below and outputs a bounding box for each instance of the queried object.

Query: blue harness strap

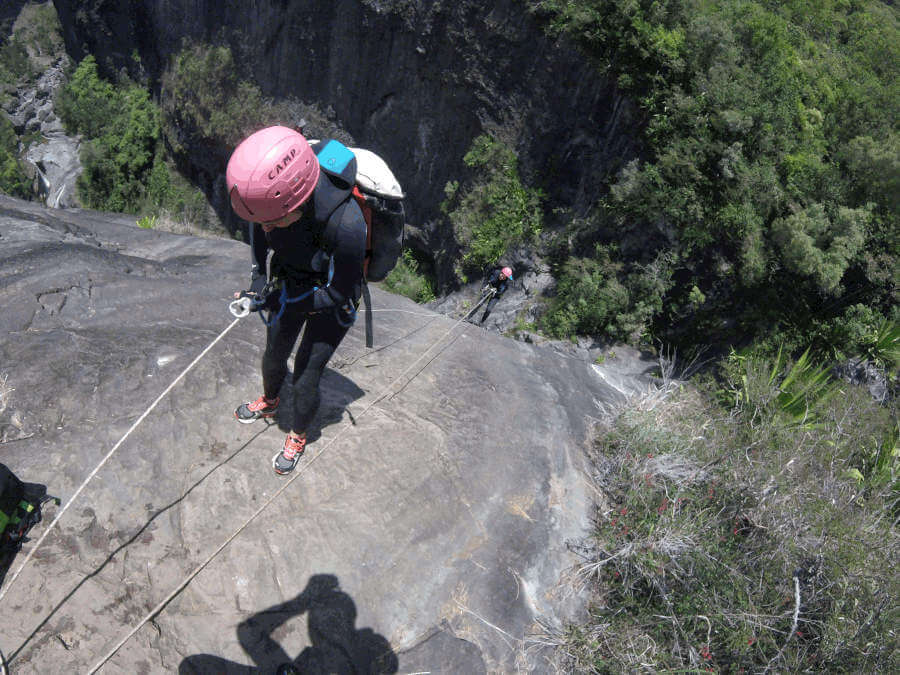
[256,254,355,328]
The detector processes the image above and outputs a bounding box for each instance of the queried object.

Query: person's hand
[233,274,268,299]
[233,276,274,311]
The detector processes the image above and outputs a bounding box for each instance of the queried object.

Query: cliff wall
[52,0,639,275]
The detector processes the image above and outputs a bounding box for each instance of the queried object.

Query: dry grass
[0,373,11,418]
[142,209,231,240]
[0,373,29,443]
[548,352,899,673]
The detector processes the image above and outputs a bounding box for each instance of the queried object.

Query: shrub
[382,249,436,303]
[160,43,306,155]
[541,244,673,342]
[73,83,160,213]
[13,2,64,61]
[57,55,216,225]
[528,0,898,352]
[540,244,628,339]
[0,36,32,85]
[0,114,30,198]
[442,134,543,273]
[56,55,119,139]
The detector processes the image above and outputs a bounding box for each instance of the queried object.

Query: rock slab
[0,195,654,672]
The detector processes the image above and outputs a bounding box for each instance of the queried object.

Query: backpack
[0,463,56,563]
[310,140,406,282]
[311,139,406,347]
[347,146,406,282]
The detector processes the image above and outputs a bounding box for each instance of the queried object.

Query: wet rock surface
[4,55,82,208]
[0,195,654,672]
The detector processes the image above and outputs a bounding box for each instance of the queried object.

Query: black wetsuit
[480,268,509,323]
[249,151,366,433]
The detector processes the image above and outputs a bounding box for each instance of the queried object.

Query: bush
[0,114,31,198]
[528,0,898,353]
[540,244,629,338]
[0,36,32,86]
[382,249,436,303]
[55,55,120,139]
[554,352,898,672]
[73,83,160,213]
[57,55,216,224]
[161,43,311,156]
[442,134,543,273]
[541,244,673,342]
[13,2,64,61]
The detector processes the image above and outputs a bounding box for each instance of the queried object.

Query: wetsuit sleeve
[250,222,269,279]
[289,202,366,313]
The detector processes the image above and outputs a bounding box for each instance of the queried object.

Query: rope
[464,291,494,320]
[87,303,482,672]
[0,318,241,609]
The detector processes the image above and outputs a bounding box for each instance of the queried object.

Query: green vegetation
[157,42,350,236]
[55,55,211,226]
[12,2,64,63]
[58,56,160,213]
[528,0,899,358]
[0,2,66,197]
[443,134,543,274]
[557,352,898,672]
[160,42,349,159]
[382,249,436,303]
[0,36,33,86]
[161,43,274,153]
[0,114,31,198]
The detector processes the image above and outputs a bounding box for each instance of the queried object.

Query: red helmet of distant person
[501,266,513,279]
[226,126,320,223]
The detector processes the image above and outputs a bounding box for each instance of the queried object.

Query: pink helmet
[226,126,320,223]
[501,266,513,279]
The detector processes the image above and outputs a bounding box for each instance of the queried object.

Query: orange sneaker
[273,434,306,474]
[234,395,279,424]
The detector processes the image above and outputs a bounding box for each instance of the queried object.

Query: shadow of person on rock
[271,367,365,444]
[179,573,398,674]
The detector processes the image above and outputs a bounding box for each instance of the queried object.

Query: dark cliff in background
[51,0,638,282]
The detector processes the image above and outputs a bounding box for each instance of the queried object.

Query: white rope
[88,308,477,672]
[0,318,241,608]
[367,308,436,317]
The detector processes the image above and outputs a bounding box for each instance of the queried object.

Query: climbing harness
[229,222,342,329]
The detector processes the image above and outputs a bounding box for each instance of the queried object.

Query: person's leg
[235,306,305,423]
[480,296,498,323]
[273,311,350,474]
[291,312,350,431]
[261,308,306,399]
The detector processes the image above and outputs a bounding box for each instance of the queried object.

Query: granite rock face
[0,196,655,672]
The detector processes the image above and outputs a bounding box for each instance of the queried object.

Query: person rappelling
[478,266,513,324]
[227,126,367,475]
